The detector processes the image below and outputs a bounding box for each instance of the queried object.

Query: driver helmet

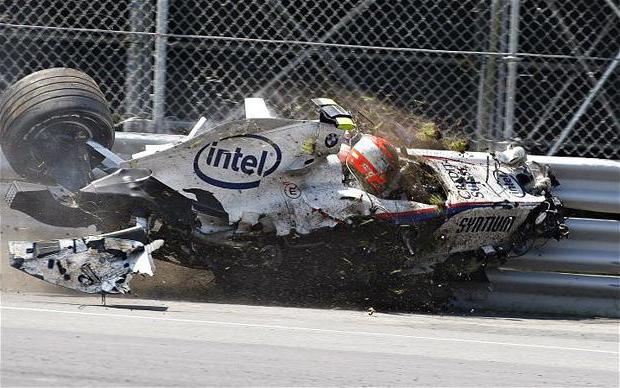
[340,134,400,195]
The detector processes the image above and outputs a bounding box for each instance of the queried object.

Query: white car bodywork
[8,98,564,294]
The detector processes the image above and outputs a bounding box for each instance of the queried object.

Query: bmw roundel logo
[325,133,339,148]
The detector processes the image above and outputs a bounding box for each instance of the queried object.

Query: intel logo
[494,171,525,197]
[194,134,282,189]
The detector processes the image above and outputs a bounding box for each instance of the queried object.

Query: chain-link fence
[0,0,618,157]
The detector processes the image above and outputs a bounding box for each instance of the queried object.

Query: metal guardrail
[453,285,619,318]
[507,218,619,275]
[460,216,620,317]
[486,267,618,296]
[528,155,620,214]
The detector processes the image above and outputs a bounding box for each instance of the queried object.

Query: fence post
[476,0,502,140]
[123,0,152,131]
[502,0,521,139]
[153,0,169,133]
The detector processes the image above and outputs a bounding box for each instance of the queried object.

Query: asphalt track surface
[1,293,618,387]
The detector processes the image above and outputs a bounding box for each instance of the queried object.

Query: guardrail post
[153,0,169,133]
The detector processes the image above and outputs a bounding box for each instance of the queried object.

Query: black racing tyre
[0,68,114,184]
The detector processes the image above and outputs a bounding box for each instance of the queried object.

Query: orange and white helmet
[339,134,400,195]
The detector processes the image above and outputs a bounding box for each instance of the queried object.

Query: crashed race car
[2,68,568,301]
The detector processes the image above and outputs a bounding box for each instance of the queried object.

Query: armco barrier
[506,218,619,275]
[527,155,620,214]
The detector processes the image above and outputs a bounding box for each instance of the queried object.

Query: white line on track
[2,305,617,355]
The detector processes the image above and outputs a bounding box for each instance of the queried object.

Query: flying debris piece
[244,98,274,119]
[8,236,163,294]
